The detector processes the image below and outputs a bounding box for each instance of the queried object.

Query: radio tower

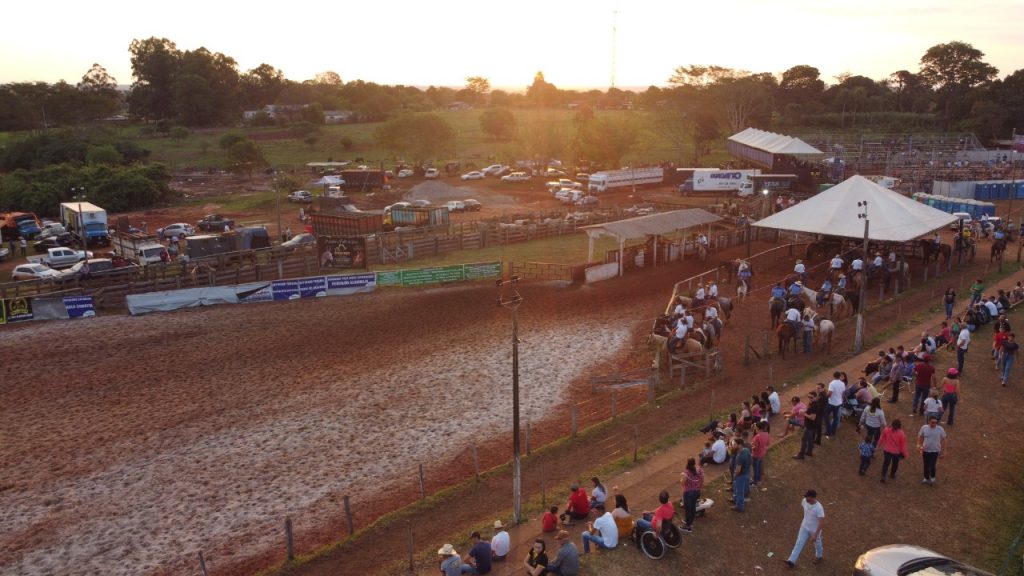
[610,10,618,88]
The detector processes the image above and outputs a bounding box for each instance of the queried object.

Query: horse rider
[835,273,848,296]
[817,278,832,307]
[870,252,884,277]
[771,282,786,301]
[784,306,803,337]
[794,259,807,283]
[708,281,719,299]
[830,254,844,278]
[694,283,707,308]
[788,280,804,299]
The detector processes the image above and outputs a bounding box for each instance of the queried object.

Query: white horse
[804,309,836,353]
[800,285,847,316]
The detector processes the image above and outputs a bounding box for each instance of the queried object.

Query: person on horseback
[835,274,847,296]
[771,282,786,301]
[817,279,832,307]
[794,260,807,283]
[788,281,803,298]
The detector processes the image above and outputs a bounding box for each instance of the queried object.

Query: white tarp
[752,175,958,242]
[728,127,823,156]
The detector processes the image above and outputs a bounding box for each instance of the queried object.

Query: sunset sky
[3,0,1022,90]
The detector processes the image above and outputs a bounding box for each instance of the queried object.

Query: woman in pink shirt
[878,419,909,483]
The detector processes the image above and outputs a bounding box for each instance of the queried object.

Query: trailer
[587,167,664,193]
[310,212,384,237]
[389,206,450,228]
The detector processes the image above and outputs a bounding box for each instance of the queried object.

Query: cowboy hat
[438,544,456,555]
[493,520,505,529]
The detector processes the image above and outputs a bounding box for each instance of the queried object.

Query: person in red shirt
[560,483,590,524]
[541,506,559,532]
[635,490,674,534]
[911,354,936,416]
[751,421,771,486]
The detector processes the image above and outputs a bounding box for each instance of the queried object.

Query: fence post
[285,517,294,561]
[571,406,578,437]
[343,495,354,536]
[418,464,426,500]
[198,551,209,576]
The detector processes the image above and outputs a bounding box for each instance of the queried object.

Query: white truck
[60,202,109,246]
[111,232,167,265]
[680,169,761,197]
[587,167,664,194]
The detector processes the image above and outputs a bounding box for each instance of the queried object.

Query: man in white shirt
[956,326,971,375]
[490,520,510,560]
[581,504,618,552]
[785,489,825,568]
[826,372,845,437]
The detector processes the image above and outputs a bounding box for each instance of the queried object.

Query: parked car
[33,233,75,253]
[463,199,482,212]
[854,544,994,576]
[11,263,62,281]
[424,168,440,179]
[445,200,466,212]
[501,172,531,183]
[461,171,485,181]
[288,190,314,203]
[281,233,317,249]
[196,214,235,231]
[162,223,194,238]
[397,169,415,178]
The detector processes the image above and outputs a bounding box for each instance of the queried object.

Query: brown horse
[776,322,799,358]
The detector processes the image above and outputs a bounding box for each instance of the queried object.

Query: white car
[11,263,62,281]
[397,169,415,178]
[162,223,195,238]
[461,171,485,181]
[501,172,531,183]
[424,168,440,179]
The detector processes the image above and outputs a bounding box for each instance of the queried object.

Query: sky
[2,0,1023,91]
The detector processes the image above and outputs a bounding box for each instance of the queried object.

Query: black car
[32,233,75,253]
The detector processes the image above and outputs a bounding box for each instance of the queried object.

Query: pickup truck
[29,247,93,269]
[195,214,235,232]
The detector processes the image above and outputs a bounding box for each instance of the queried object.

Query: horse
[804,309,836,354]
[992,238,1008,262]
[769,297,785,329]
[800,285,844,316]
[776,322,799,359]
[919,240,951,264]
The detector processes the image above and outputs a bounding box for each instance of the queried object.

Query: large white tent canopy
[752,175,957,242]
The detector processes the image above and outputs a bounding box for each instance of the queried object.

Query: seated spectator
[560,482,590,524]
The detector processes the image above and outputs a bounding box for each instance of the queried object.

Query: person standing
[911,354,936,416]
[1001,332,1018,387]
[751,421,770,486]
[679,458,704,533]
[917,416,947,485]
[730,437,752,512]
[943,288,956,321]
[956,324,971,376]
[783,489,825,568]
[826,373,845,437]
[879,419,909,483]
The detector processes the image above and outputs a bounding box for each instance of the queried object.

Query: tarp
[752,175,958,242]
[581,209,721,241]
[728,127,823,155]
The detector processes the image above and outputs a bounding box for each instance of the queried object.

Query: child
[923,390,944,422]
[858,436,876,476]
[541,506,559,533]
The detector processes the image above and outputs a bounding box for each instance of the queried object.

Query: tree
[374,113,455,167]
[919,41,998,130]
[225,138,267,179]
[479,108,517,141]
[128,37,181,120]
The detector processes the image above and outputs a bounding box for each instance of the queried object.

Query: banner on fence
[0,295,95,325]
[375,262,501,287]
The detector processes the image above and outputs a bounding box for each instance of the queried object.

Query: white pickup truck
[28,247,93,269]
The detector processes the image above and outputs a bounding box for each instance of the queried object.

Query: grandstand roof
[752,175,957,242]
[728,128,823,156]
[582,208,721,240]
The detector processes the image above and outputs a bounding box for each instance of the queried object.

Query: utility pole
[854,201,869,353]
[497,276,523,524]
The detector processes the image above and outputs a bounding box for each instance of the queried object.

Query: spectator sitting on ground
[560,482,590,524]
[490,520,509,561]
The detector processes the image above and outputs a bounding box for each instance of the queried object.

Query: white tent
[752,175,957,242]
